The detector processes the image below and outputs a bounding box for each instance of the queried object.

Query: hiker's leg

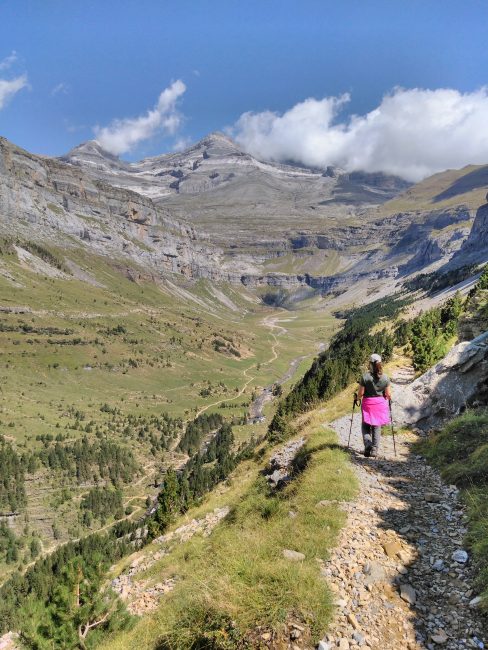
[371,426,381,456]
[362,422,373,454]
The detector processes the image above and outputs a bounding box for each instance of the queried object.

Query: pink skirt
[362,396,390,426]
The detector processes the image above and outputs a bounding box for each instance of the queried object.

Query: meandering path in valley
[194,313,299,418]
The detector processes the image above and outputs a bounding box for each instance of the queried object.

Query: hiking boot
[370,447,378,458]
[364,446,371,457]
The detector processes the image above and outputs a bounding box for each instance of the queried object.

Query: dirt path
[194,313,293,418]
[320,409,488,650]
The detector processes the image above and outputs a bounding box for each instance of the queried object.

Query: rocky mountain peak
[62,140,128,172]
[167,131,247,162]
[197,131,240,150]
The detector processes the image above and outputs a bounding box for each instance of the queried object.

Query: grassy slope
[101,411,357,649]
[100,272,488,648]
[378,164,488,214]
[0,244,339,580]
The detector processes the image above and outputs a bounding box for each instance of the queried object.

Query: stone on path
[363,561,387,585]
[383,540,402,559]
[452,549,468,563]
[470,596,483,609]
[347,612,360,630]
[424,491,441,503]
[400,583,417,605]
[431,628,449,644]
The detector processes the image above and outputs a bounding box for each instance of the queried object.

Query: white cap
[370,353,382,363]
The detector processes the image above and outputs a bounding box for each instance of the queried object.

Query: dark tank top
[359,372,390,398]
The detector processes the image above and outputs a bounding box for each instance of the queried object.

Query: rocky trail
[320,409,488,650]
[111,506,230,616]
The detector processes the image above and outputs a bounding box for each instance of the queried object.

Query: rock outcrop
[394,331,488,430]
[452,194,488,265]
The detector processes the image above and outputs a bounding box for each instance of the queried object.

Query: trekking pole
[389,399,397,457]
[347,393,358,449]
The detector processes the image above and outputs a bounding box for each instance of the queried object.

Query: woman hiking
[357,353,391,457]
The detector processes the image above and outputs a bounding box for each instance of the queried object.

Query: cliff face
[0,134,485,293]
[455,195,488,263]
[0,137,224,280]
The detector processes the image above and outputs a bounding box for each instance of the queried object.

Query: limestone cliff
[0,134,485,293]
[454,193,488,264]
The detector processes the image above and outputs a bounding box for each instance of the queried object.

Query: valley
[0,130,487,649]
[0,238,341,584]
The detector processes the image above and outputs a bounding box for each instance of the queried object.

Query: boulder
[393,331,488,430]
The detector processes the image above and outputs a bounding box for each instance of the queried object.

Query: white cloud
[173,136,193,152]
[0,51,17,71]
[94,80,186,155]
[0,74,28,110]
[232,87,488,181]
[51,82,69,96]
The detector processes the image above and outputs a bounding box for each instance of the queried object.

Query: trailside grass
[418,409,488,608]
[100,411,358,649]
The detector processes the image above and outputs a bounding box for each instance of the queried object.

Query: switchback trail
[321,409,488,650]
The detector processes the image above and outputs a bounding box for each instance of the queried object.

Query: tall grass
[101,414,357,649]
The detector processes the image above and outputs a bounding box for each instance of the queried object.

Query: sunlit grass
[101,411,358,649]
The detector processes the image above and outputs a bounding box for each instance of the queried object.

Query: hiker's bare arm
[384,385,392,400]
[357,385,365,399]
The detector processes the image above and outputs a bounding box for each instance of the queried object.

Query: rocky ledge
[264,436,306,488]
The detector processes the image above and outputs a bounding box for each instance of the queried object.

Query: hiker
[356,353,391,457]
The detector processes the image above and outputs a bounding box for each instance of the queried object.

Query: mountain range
[1,132,488,299]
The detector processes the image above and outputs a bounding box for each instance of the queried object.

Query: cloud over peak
[232,87,488,181]
[94,80,186,155]
[0,74,28,110]
[0,51,28,110]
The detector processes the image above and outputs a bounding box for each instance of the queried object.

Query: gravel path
[319,411,488,650]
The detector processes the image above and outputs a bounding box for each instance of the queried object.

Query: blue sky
[0,0,487,178]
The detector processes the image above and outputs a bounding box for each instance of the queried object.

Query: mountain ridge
[1,134,487,298]
[61,132,411,205]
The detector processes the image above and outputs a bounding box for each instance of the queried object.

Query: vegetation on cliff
[395,292,463,372]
